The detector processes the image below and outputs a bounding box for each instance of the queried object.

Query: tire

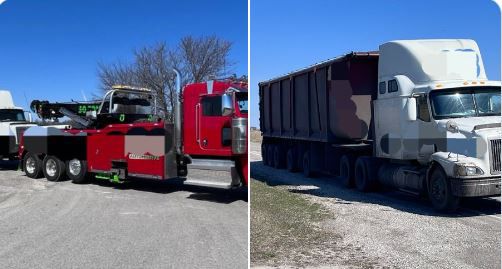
[66,159,88,184]
[267,145,275,168]
[273,145,284,169]
[354,157,377,192]
[339,154,355,188]
[286,148,297,172]
[42,155,66,182]
[23,152,42,179]
[302,150,314,178]
[428,166,459,212]
[261,144,268,165]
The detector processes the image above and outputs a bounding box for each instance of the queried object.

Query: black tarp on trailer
[259,52,379,144]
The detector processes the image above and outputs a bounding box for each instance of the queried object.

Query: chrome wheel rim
[46,159,57,177]
[26,157,36,174]
[68,159,81,176]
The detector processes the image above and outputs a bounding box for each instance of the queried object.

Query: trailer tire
[340,155,355,188]
[286,148,297,172]
[23,152,42,179]
[428,166,459,212]
[267,145,275,168]
[66,159,88,184]
[302,151,314,178]
[273,145,284,169]
[354,157,377,192]
[42,155,66,182]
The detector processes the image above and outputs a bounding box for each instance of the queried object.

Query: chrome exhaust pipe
[173,68,182,154]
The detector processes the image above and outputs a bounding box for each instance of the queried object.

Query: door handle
[195,104,200,144]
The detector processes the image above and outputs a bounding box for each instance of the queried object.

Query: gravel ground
[250,142,501,269]
[0,161,248,269]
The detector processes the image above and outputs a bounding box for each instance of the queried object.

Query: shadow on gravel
[251,161,500,218]
[87,178,248,204]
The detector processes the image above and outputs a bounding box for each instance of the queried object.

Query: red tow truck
[19,69,248,188]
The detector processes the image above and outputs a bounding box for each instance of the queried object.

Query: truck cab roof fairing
[379,39,487,84]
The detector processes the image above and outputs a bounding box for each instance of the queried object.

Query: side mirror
[86,110,97,119]
[222,93,234,116]
[24,111,33,122]
[406,97,417,121]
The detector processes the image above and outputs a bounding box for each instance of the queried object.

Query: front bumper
[450,177,501,197]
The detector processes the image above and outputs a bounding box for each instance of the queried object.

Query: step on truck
[19,69,248,189]
[259,39,500,212]
[0,90,36,160]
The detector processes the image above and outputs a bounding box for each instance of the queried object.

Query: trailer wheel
[42,155,66,182]
[267,145,275,168]
[286,148,297,172]
[354,157,376,192]
[302,151,314,178]
[428,166,459,212]
[339,155,355,188]
[66,159,88,184]
[23,152,42,179]
[273,145,284,169]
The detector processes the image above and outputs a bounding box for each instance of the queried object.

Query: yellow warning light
[471,81,477,85]
[480,81,485,85]
[435,84,443,88]
[463,81,469,85]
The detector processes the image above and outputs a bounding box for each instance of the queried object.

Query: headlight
[454,163,484,176]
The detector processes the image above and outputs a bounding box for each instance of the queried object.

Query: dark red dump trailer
[259,52,379,177]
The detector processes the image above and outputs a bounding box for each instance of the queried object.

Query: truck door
[197,95,232,155]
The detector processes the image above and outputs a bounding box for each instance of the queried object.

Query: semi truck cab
[374,39,501,209]
[0,90,35,160]
[182,79,248,187]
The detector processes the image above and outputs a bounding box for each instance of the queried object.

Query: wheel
[286,148,297,172]
[23,152,42,178]
[428,166,459,212]
[267,145,275,168]
[354,157,377,192]
[273,145,284,169]
[302,151,314,178]
[42,155,66,182]
[339,154,355,188]
[261,144,268,165]
[66,159,88,184]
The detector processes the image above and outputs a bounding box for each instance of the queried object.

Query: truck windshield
[429,87,501,119]
[236,92,248,114]
[0,109,26,122]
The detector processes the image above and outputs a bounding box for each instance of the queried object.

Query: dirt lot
[250,141,501,269]
[0,162,248,269]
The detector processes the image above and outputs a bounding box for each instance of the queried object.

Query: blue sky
[0,0,247,110]
[250,0,501,127]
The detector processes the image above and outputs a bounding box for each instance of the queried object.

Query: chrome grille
[490,139,501,174]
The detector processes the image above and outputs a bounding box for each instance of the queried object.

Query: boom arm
[30,100,101,126]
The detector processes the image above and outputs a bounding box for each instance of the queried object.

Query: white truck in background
[260,39,501,212]
[0,90,35,160]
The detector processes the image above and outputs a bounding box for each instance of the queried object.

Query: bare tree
[180,36,233,82]
[97,35,235,121]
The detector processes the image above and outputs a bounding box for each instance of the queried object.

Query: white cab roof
[379,39,487,84]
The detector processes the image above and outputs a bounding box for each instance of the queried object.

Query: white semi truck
[259,39,501,212]
[0,90,35,160]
